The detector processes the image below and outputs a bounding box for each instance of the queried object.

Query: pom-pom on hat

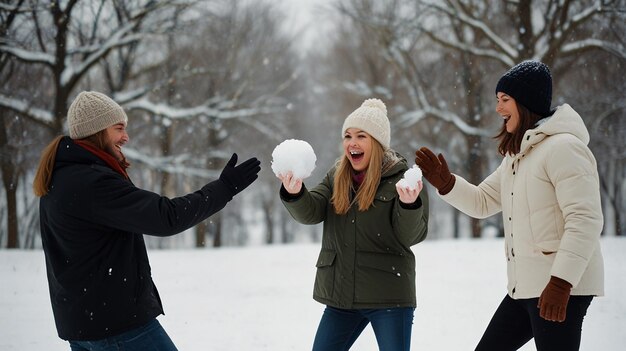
[341,98,390,148]
[495,60,552,117]
[68,91,128,139]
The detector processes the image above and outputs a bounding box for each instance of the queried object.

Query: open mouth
[349,150,364,162]
[503,115,510,125]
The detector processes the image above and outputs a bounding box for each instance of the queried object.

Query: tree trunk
[468,139,483,239]
[3,187,18,248]
[196,221,207,247]
[460,54,485,238]
[280,211,290,243]
[207,117,226,247]
[160,125,175,196]
[0,113,18,248]
[452,207,460,239]
[212,214,222,247]
[262,194,274,244]
[614,163,623,236]
[614,206,622,237]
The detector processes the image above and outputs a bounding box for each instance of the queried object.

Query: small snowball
[396,165,423,190]
[271,139,317,179]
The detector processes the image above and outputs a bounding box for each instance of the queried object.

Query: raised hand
[277,171,303,195]
[396,180,423,204]
[219,153,261,196]
[414,147,455,195]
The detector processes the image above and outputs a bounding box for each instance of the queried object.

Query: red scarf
[74,140,129,180]
[352,171,365,187]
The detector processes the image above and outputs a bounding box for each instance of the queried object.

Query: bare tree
[0,0,303,249]
[564,51,626,236]
[101,0,299,247]
[329,0,626,237]
[1,0,32,248]
[174,1,295,247]
[0,0,193,247]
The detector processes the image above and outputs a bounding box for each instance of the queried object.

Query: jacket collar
[56,136,129,179]
[518,104,590,156]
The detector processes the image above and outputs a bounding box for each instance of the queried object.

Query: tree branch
[0,94,55,128]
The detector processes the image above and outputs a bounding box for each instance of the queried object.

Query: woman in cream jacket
[415,60,603,351]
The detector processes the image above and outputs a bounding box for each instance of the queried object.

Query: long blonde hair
[331,139,397,214]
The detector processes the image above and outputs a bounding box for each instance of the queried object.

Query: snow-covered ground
[1,237,624,350]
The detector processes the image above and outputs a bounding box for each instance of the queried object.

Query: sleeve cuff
[399,196,422,210]
[280,184,305,202]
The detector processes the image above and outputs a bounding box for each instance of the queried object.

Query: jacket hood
[519,104,590,154]
[381,149,406,177]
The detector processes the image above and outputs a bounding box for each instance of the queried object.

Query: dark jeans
[476,294,593,351]
[312,305,415,351]
[68,319,177,351]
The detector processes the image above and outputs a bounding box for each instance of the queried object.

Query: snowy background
[0,2,624,349]
[2,237,624,350]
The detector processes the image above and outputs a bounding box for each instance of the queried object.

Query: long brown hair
[33,136,64,197]
[82,130,108,150]
[331,138,388,214]
[495,102,543,156]
[82,129,130,170]
[33,129,129,197]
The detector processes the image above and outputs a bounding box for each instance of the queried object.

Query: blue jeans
[312,306,415,351]
[68,319,177,351]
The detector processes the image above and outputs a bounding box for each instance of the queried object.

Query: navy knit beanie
[495,60,552,117]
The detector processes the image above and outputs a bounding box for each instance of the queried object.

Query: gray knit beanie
[67,91,128,139]
[341,98,390,148]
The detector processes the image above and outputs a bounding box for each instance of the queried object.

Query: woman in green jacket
[278,98,429,351]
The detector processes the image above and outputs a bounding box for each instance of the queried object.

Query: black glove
[219,153,261,196]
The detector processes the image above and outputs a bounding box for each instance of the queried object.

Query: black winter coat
[40,137,233,341]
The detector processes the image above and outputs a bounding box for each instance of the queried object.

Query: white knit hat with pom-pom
[341,98,390,148]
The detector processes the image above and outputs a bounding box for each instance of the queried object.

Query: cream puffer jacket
[441,104,604,299]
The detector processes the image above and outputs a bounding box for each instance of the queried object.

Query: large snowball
[396,165,423,190]
[271,139,317,179]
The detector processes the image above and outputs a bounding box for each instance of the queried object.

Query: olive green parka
[280,153,429,309]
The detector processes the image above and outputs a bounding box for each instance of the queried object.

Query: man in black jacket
[33,91,261,350]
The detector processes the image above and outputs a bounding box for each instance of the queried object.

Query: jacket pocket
[535,239,561,255]
[355,251,414,303]
[314,249,336,300]
[373,190,396,204]
[529,205,563,243]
